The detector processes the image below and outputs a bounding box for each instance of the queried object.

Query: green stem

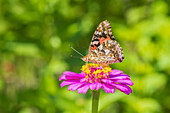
[92,90,100,113]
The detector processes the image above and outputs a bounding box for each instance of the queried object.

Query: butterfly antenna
[69,45,84,57]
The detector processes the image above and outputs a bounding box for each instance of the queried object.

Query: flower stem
[92,90,100,113]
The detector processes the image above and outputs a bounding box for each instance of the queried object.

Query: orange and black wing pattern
[82,20,124,65]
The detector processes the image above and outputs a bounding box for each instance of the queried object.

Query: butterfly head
[81,55,88,62]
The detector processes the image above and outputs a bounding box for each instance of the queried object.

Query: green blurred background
[0,0,170,113]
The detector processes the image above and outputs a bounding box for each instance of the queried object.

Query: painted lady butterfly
[81,20,124,66]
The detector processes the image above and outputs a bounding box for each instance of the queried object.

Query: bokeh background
[0,0,170,113]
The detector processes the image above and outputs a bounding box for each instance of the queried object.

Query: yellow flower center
[81,63,112,82]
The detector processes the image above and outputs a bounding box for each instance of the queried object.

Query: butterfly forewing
[82,20,124,65]
[89,20,115,52]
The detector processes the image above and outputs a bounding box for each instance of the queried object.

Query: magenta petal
[59,75,66,81]
[101,79,112,84]
[60,81,75,87]
[60,71,84,81]
[111,83,132,95]
[68,83,85,91]
[59,75,83,81]
[102,84,115,93]
[89,83,102,90]
[123,86,132,95]
[109,74,130,80]
[109,70,123,76]
[63,71,83,77]
[64,76,84,80]
[60,80,81,87]
[80,78,87,82]
[111,79,134,86]
[77,84,90,94]
[96,82,102,90]
[89,83,96,90]
[120,74,131,77]
[111,83,128,91]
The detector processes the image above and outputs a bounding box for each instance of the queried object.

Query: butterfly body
[82,20,124,65]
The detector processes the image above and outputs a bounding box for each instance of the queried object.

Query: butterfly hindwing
[88,40,124,64]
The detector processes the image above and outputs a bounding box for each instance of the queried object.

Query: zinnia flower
[59,63,133,95]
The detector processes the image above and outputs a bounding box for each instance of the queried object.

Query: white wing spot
[105,49,110,55]
[96,31,99,34]
[104,21,109,26]
[100,57,104,59]
[108,40,112,43]
[94,49,98,54]
[112,41,115,45]
[99,44,103,50]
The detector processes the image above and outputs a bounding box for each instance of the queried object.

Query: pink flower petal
[80,78,87,82]
[59,75,66,81]
[68,83,85,91]
[96,82,102,90]
[60,80,80,87]
[64,76,84,80]
[77,84,90,94]
[111,83,132,95]
[109,74,130,80]
[111,79,134,86]
[89,83,102,90]
[109,70,123,76]
[89,83,96,90]
[101,79,112,84]
[63,71,84,77]
[60,81,74,87]
[59,72,84,81]
[124,87,132,95]
[102,84,115,93]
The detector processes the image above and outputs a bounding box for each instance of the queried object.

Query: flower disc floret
[81,63,112,81]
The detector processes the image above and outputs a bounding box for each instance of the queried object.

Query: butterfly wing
[87,40,124,64]
[88,20,115,52]
[82,20,124,65]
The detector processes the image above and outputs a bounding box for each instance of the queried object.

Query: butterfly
[81,20,124,66]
